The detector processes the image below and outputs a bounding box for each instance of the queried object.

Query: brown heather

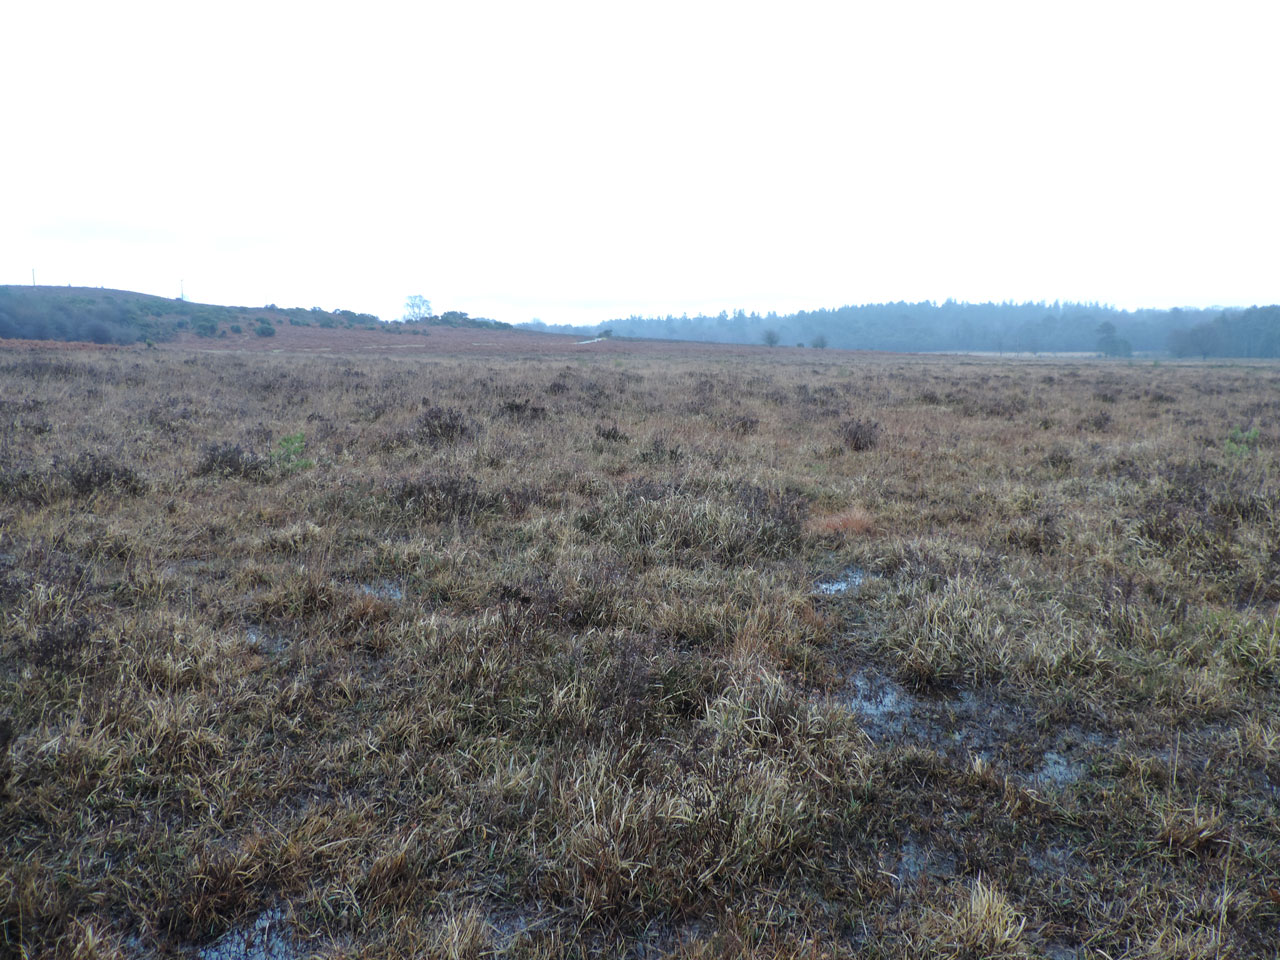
[1,342,1278,958]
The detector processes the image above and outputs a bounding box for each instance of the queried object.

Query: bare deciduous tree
[404,295,432,322]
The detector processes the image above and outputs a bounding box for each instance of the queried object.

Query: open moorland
[1,337,1278,958]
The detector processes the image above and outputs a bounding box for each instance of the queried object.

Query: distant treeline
[1166,306,1280,358]
[526,300,1280,357]
[399,311,513,331]
[0,286,380,344]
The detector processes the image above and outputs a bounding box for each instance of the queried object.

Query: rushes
[575,481,805,564]
[887,574,1023,685]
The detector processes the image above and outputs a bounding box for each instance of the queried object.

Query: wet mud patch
[192,908,304,960]
[835,664,1109,792]
[488,902,556,950]
[628,918,712,958]
[1029,750,1086,789]
[888,834,958,887]
[1042,945,1082,960]
[874,829,1089,904]
[844,668,914,737]
[485,903,708,958]
[1026,844,1086,879]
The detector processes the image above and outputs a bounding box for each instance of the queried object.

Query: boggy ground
[1,343,1278,958]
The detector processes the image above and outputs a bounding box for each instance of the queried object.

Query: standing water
[813,567,866,596]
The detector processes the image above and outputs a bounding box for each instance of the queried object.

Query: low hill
[0,286,381,345]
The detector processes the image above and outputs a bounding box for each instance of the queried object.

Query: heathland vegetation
[1,341,1278,957]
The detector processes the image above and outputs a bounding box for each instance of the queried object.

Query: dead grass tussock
[918,878,1031,959]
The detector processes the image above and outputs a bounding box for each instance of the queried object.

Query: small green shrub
[1225,425,1260,457]
[256,323,276,338]
[274,432,313,472]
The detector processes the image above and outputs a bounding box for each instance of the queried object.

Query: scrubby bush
[388,471,497,523]
[839,418,881,451]
[0,457,61,504]
[595,423,630,442]
[85,321,114,344]
[194,443,272,480]
[498,398,548,422]
[720,414,759,436]
[60,451,145,496]
[415,405,472,444]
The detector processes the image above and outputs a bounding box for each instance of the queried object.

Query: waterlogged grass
[1,348,1278,957]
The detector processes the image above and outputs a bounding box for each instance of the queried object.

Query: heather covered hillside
[0,286,380,345]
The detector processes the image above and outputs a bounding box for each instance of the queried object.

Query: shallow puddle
[814,566,866,596]
[245,627,289,655]
[836,666,1108,795]
[845,669,915,738]
[358,580,405,601]
[195,909,301,960]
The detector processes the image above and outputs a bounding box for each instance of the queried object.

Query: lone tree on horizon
[404,295,432,322]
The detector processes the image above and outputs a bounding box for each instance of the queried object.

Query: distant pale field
[164,324,917,358]
[1,338,1277,958]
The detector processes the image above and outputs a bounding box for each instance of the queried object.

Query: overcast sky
[4,1,1277,326]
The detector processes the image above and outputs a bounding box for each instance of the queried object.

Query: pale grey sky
[4,1,1277,326]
